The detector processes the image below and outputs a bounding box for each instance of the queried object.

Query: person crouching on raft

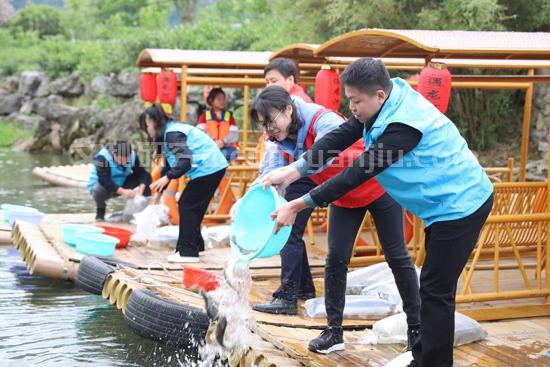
[140,103,228,263]
[260,58,493,367]
[87,140,151,221]
[250,86,420,354]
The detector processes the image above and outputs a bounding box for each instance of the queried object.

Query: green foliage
[2,0,550,151]
[0,121,33,147]
[9,4,64,38]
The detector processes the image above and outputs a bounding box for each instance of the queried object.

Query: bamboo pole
[180,64,188,121]
[186,76,266,87]
[519,69,535,181]
[456,289,550,303]
[408,80,530,90]
[243,76,250,149]
[546,118,550,304]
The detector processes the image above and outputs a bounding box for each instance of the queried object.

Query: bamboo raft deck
[6,212,550,366]
[32,163,92,188]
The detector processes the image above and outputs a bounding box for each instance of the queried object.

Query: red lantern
[417,62,452,114]
[157,70,178,107]
[315,66,341,111]
[139,73,157,103]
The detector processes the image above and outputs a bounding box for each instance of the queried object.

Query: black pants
[325,193,421,328]
[176,169,226,257]
[412,194,493,367]
[273,177,317,301]
[90,171,152,210]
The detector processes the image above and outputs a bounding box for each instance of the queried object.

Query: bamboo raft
[32,164,92,188]
[6,213,550,366]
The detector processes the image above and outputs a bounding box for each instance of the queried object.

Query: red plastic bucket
[95,224,133,249]
[182,266,222,292]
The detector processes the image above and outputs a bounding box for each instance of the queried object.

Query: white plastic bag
[154,225,179,247]
[132,204,169,241]
[347,262,421,295]
[364,311,487,347]
[383,351,413,367]
[346,262,394,295]
[304,295,399,319]
[124,194,150,217]
[361,282,403,312]
[201,225,231,249]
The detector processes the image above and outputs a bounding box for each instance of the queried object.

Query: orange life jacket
[279,109,385,208]
[205,110,236,147]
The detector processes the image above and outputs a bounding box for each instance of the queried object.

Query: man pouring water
[259,58,494,367]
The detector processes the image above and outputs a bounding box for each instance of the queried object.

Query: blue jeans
[221,147,237,162]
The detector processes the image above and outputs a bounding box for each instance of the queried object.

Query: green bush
[0,121,34,147]
[9,4,64,38]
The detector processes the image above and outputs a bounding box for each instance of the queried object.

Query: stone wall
[0,71,244,154]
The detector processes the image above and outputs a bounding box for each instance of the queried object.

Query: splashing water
[198,260,254,366]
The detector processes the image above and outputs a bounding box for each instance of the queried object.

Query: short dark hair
[206,87,225,106]
[264,58,299,84]
[108,140,132,158]
[340,58,392,95]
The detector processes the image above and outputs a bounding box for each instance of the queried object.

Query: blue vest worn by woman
[164,121,228,180]
[87,148,136,190]
[363,78,493,226]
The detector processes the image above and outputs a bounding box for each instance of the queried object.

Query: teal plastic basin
[7,208,44,226]
[62,224,105,246]
[74,232,119,256]
[2,204,38,224]
[230,185,291,263]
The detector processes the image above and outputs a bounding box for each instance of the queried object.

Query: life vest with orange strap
[204,110,237,147]
[278,108,385,208]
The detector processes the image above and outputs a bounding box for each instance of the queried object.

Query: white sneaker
[166,253,200,263]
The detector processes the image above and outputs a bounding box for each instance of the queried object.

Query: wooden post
[519,69,534,181]
[180,64,188,122]
[243,76,250,149]
[546,114,550,303]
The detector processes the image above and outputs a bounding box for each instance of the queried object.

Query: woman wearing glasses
[250,86,420,354]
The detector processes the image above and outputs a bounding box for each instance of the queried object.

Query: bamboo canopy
[136,49,272,69]
[314,29,550,59]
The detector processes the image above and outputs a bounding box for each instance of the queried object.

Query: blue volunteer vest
[87,147,136,190]
[363,78,493,226]
[164,121,228,180]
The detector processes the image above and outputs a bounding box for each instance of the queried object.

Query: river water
[0,149,188,366]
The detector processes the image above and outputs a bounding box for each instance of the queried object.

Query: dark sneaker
[308,326,344,354]
[297,290,316,300]
[252,298,297,315]
[406,327,420,352]
[95,208,105,221]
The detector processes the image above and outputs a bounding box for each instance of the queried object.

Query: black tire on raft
[124,288,209,349]
[75,256,116,295]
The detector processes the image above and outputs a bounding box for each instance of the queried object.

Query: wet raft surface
[10,213,550,366]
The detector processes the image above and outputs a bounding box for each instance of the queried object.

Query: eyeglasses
[259,110,282,132]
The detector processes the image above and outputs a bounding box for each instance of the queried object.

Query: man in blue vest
[87,141,152,221]
[259,58,493,367]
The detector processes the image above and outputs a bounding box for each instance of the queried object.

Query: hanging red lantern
[417,62,452,114]
[139,73,157,103]
[314,65,341,111]
[157,70,178,114]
